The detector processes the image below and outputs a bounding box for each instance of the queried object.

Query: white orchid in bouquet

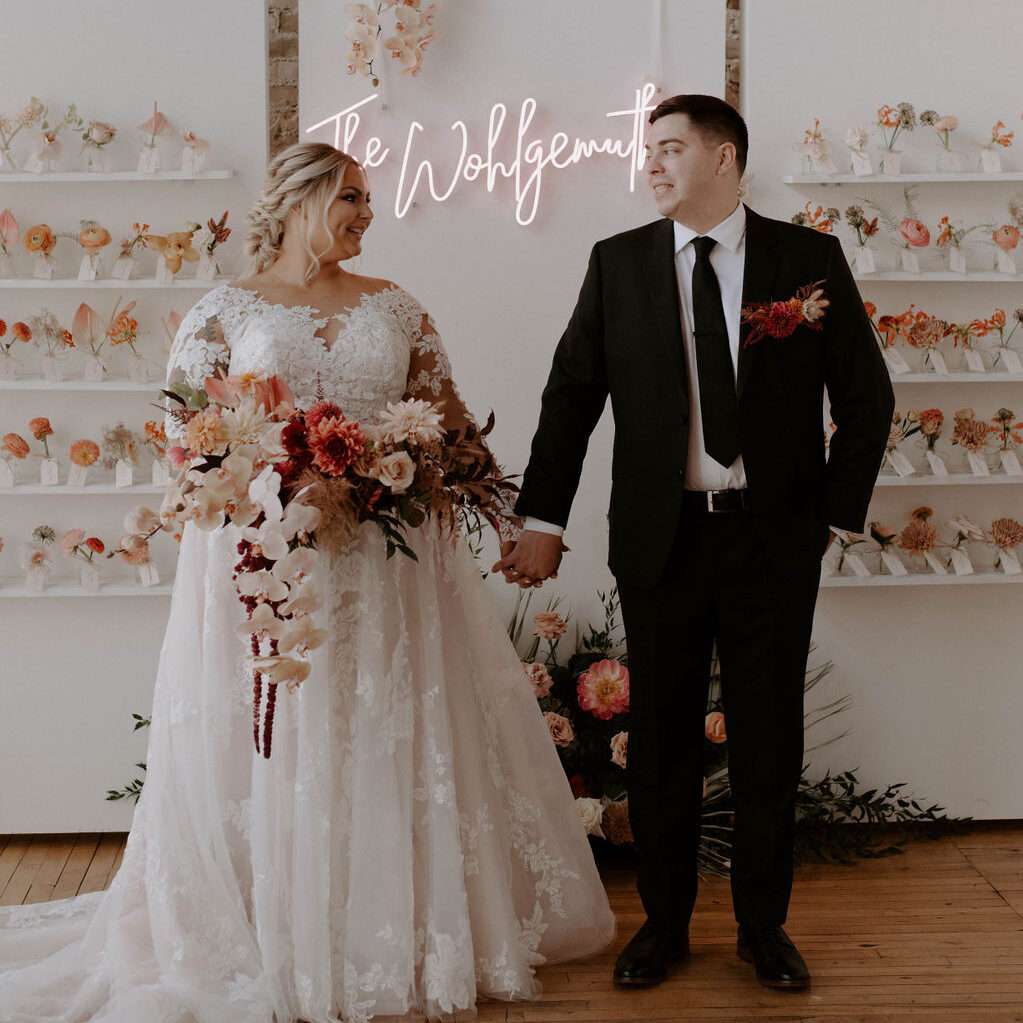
[116,368,518,758]
[345,1,437,85]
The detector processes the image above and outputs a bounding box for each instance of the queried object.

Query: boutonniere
[740,279,829,348]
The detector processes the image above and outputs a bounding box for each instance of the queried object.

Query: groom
[496,94,894,991]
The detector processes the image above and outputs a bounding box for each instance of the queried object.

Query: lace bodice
[164,281,523,541]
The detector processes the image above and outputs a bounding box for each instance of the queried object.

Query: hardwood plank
[5,824,1023,1022]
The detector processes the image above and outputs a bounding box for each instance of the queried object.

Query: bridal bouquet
[124,370,519,758]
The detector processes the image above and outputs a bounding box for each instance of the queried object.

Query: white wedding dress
[0,283,616,1023]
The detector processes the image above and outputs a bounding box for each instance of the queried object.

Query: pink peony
[576,659,630,720]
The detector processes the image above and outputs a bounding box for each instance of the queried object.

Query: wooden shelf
[0,169,233,183]
[0,276,227,289]
[821,570,1022,588]
[0,483,163,495]
[0,378,158,392]
[784,172,1023,184]
[875,473,1023,487]
[853,271,1023,282]
[0,578,173,598]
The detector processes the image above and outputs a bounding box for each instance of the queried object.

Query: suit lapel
[737,202,781,398]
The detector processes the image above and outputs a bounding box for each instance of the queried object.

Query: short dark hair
[648,94,748,175]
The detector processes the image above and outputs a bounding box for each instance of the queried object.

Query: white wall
[302,0,1023,820]
[300,0,725,628]
[744,0,1023,818]
[0,0,266,831]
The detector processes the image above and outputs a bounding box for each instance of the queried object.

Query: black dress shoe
[613,919,689,987]
[736,924,810,990]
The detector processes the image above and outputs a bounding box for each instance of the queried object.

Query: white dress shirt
[524,201,748,539]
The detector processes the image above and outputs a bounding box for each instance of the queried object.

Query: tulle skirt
[0,516,616,1023]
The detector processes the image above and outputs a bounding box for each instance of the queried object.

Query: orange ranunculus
[863,300,877,319]
[877,104,900,129]
[69,439,100,466]
[78,222,111,253]
[12,322,31,342]
[2,433,30,458]
[28,416,53,441]
[23,224,56,254]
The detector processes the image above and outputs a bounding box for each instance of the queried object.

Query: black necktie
[690,235,740,469]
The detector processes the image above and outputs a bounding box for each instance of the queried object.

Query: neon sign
[305,83,659,227]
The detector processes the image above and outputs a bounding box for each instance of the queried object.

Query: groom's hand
[492,531,568,587]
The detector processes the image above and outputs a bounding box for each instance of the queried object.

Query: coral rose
[533,611,567,640]
[610,730,628,769]
[993,225,1020,253]
[899,218,931,248]
[2,433,30,459]
[544,711,575,747]
[28,417,53,441]
[576,659,630,720]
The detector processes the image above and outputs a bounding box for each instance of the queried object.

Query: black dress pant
[617,502,828,936]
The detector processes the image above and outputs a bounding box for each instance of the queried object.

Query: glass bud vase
[80,561,101,592]
[879,149,902,175]
[936,149,965,173]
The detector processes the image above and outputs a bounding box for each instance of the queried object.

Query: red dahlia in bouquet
[115,369,519,758]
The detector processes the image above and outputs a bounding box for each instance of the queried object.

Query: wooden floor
[2,824,1022,1021]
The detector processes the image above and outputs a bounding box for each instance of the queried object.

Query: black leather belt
[681,487,752,513]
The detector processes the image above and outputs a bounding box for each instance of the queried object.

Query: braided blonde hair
[243,142,360,283]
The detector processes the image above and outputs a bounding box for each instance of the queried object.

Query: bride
[0,143,616,1023]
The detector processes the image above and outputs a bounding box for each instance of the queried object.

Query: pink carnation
[523,661,553,698]
[576,659,630,720]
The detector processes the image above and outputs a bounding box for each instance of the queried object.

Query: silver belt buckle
[706,490,716,512]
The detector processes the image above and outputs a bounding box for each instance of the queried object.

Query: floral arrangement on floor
[507,588,962,874]
[114,369,518,758]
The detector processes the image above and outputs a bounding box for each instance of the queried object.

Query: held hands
[491,530,569,588]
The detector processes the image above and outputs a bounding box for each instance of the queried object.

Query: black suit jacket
[513,203,896,588]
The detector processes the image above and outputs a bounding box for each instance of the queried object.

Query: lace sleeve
[401,295,523,544]
[164,289,233,443]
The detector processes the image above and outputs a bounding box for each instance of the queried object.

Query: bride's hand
[492,532,567,588]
